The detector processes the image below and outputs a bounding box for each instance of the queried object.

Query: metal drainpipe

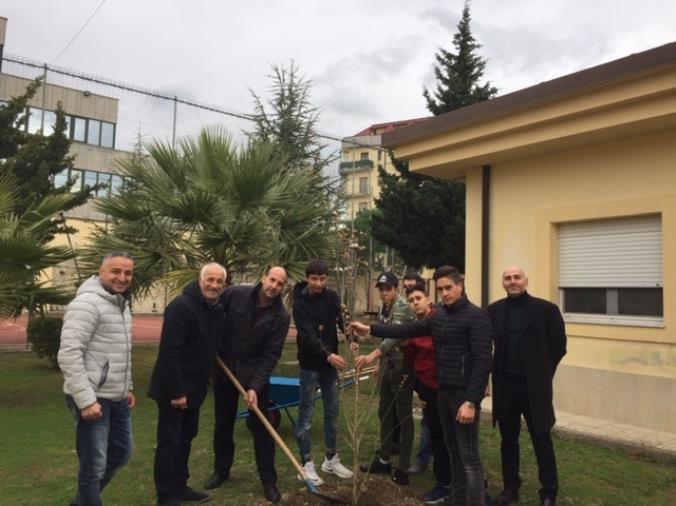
[481,165,491,308]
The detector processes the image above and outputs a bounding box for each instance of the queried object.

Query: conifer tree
[372,1,497,270]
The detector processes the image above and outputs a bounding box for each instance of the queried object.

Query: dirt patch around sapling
[272,475,424,505]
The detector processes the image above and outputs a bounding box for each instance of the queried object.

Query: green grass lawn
[0,345,674,505]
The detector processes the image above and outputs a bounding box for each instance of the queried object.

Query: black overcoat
[148,281,223,409]
[218,283,290,393]
[487,292,567,434]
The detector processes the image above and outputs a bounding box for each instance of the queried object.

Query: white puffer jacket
[57,276,133,409]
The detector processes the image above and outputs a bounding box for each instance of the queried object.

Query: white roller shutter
[558,214,662,288]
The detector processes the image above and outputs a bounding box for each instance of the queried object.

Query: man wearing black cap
[355,271,416,485]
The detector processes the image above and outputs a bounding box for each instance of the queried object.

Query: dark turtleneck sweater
[504,291,528,377]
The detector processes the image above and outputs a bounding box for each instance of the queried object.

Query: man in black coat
[205,266,290,504]
[149,263,227,506]
[487,266,567,506]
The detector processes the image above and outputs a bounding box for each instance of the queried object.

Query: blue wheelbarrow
[237,367,376,429]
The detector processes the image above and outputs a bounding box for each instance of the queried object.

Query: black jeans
[498,375,558,500]
[213,366,277,486]
[416,381,451,486]
[438,388,485,506]
[153,403,200,502]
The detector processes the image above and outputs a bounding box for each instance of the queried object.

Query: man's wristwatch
[464,401,476,409]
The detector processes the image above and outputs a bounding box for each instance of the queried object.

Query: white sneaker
[298,460,324,486]
[321,454,354,479]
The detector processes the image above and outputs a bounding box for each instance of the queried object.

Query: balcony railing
[339,159,374,173]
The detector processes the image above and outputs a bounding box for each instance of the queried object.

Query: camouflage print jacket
[376,295,415,370]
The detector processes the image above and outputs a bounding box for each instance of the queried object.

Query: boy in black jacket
[293,259,354,485]
[149,263,226,506]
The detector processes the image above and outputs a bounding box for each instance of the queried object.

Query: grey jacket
[57,276,133,409]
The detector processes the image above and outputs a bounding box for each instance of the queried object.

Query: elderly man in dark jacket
[352,266,493,506]
[206,266,290,504]
[149,263,227,506]
[487,266,566,506]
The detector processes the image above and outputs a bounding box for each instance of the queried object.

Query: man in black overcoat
[487,266,567,506]
[149,263,227,506]
[205,266,290,504]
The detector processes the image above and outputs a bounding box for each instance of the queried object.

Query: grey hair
[200,262,227,281]
[102,251,133,263]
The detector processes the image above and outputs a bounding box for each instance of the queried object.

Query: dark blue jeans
[295,367,339,461]
[66,396,133,506]
[438,388,484,506]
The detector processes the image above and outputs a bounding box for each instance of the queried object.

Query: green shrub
[26,316,63,368]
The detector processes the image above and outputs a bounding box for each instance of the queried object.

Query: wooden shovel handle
[215,356,309,480]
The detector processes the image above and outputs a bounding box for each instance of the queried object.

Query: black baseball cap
[375,272,398,288]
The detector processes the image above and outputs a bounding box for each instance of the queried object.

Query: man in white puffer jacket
[58,251,135,506]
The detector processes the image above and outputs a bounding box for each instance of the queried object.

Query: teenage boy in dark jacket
[149,263,227,506]
[293,259,354,486]
[205,266,290,504]
[352,266,493,506]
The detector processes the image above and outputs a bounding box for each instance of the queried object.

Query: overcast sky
[2,0,675,143]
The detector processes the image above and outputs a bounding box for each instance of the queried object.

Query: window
[358,202,368,212]
[84,170,98,191]
[110,175,124,196]
[360,152,369,160]
[72,117,86,142]
[43,110,57,134]
[558,214,663,325]
[27,107,43,134]
[63,115,71,138]
[87,119,101,145]
[97,173,111,197]
[53,169,69,188]
[377,150,382,161]
[100,122,115,148]
[359,177,368,194]
[69,169,83,193]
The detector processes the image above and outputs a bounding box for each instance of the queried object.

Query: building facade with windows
[340,119,427,219]
[383,43,676,432]
[0,67,166,312]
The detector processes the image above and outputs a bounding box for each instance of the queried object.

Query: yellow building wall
[342,145,392,219]
[465,127,676,431]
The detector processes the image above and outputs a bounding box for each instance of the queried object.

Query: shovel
[216,357,347,504]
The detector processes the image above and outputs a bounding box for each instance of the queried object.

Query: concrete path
[480,396,676,463]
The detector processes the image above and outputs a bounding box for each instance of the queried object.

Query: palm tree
[82,127,340,295]
[0,174,78,317]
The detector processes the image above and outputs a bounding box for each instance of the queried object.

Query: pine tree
[423,1,497,115]
[372,1,496,271]
[248,61,332,173]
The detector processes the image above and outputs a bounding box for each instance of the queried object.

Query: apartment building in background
[340,118,427,219]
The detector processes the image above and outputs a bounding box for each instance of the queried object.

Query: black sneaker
[359,459,392,474]
[391,467,409,486]
[177,486,209,503]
